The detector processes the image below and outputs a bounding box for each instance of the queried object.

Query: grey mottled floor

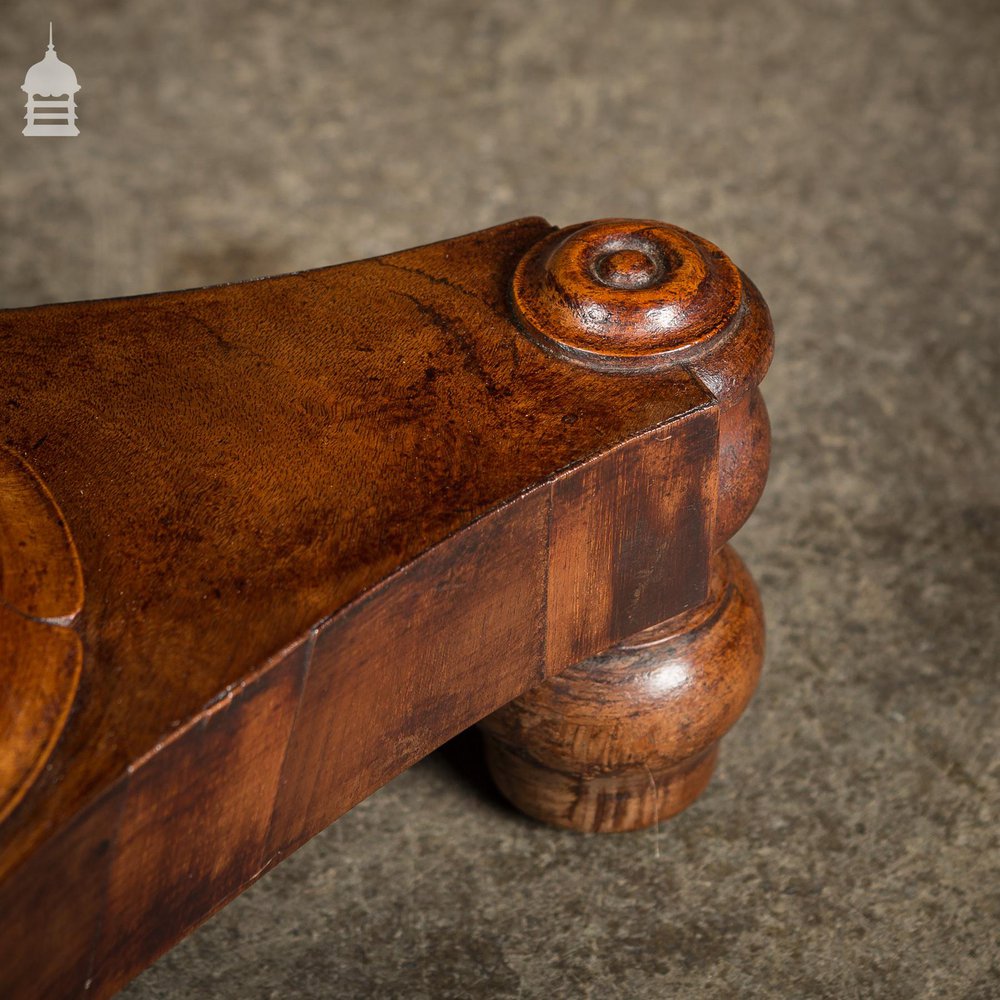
[2,0,998,997]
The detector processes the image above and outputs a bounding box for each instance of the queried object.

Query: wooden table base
[0,216,772,997]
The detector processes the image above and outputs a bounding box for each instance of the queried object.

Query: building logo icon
[22,23,80,137]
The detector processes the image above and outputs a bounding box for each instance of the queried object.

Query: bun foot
[479,545,764,833]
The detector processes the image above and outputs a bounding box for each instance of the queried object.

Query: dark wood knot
[512,218,744,372]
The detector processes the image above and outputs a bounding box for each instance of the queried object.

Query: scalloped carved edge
[0,447,84,825]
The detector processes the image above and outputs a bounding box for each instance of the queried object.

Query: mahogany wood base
[479,545,764,833]
[0,217,774,997]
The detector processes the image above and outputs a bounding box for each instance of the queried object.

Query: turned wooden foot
[479,545,764,833]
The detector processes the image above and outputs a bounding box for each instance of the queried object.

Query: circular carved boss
[511,219,744,372]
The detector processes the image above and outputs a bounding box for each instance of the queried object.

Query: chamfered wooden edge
[0,216,773,998]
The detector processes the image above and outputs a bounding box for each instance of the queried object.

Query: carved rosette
[511,218,769,381]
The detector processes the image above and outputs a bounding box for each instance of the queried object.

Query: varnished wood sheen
[0,447,83,826]
[480,546,765,832]
[512,219,744,371]
[0,217,772,997]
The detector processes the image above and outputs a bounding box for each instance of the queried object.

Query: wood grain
[0,446,83,825]
[481,545,765,832]
[0,216,772,997]
[545,411,717,671]
[512,219,744,371]
[479,218,773,834]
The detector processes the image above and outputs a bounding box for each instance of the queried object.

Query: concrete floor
[2,1,997,996]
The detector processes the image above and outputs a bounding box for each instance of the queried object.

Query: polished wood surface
[0,446,83,826]
[480,545,765,832]
[512,219,744,370]
[480,219,772,834]
[0,217,772,997]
